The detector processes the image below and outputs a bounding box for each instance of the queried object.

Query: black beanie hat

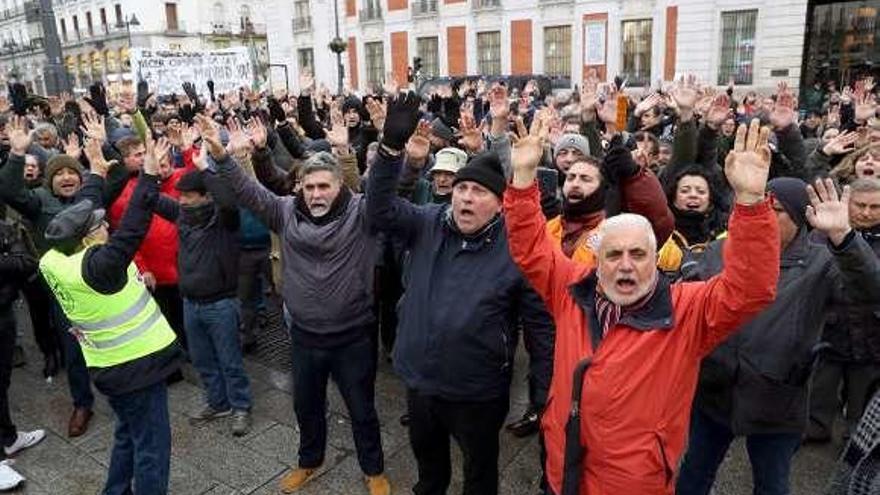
[768,177,809,229]
[175,170,207,194]
[453,151,507,199]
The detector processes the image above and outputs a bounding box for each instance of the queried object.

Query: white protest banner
[130,48,254,96]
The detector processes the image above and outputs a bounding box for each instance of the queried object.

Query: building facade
[0,0,271,95]
[0,0,51,94]
[266,0,879,95]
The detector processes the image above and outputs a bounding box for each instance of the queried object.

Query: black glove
[85,82,109,115]
[267,97,286,124]
[427,94,442,114]
[207,80,216,102]
[179,104,196,125]
[602,135,640,182]
[9,83,28,116]
[182,82,203,113]
[136,80,152,109]
[381,91,422,151]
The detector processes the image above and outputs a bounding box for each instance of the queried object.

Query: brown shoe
[365,474,391,495]
[279,466,319,493]
[67,408,93,438]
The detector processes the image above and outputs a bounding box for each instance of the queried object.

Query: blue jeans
[183,298,252,411]
[291,333,384,475]
[104,380,171,495]
[677,408,801,495]
[50,299,95,409]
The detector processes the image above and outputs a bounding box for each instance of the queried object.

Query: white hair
[596,213,657,254]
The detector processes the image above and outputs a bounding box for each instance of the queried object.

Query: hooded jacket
[504,181,779,495]
[683,227,880,435]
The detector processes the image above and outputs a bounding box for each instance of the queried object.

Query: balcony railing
[359,5,382,23]
[292,17,312,33]
[472,0,500,10]
[411,0,437,17]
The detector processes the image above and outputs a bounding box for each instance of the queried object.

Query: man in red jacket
[503,119,780,495]
[109,136,190,349]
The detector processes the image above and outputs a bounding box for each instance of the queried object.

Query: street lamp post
[115,14,139,83]
[328,0,346,95]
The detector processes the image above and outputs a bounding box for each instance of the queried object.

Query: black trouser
[0,307,18,448]
[21,275,61,360]
[809,359,880,441]
[153,284,186,352]
[407,389,510,495]
[237,248,270,346]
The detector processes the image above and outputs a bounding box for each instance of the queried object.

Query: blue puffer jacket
[367,152,554,401]
[238,207,271,250]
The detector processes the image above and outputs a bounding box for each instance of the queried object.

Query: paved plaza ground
[2,300,840,494]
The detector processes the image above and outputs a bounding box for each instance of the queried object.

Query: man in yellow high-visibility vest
[38,133,183,495]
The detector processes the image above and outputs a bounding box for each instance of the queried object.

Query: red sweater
[109,168,187,286]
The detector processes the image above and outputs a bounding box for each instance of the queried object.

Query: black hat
[453,152,507,199]
[342,95,364,115]
[44,199,105,253]
[768,177,809,229]
[175,170,207,194]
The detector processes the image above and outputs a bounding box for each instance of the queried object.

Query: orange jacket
[546,215,599,266]
[503,183,779,495]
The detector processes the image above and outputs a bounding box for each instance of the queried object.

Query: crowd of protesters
[0,67,878,495]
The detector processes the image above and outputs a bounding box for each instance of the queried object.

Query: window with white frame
[621,19,652,87]
[416,36,439,78]
[365,41,385,89]
[297,48,314,75]
[718,10,757,85]
[544,25,571,78]
[477,31,501,76]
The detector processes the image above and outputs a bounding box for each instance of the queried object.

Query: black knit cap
[768,177,809,229]
[453,151,507,199]
[175,170,207,194]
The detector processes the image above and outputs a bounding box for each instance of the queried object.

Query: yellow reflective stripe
[87,307,163,350]
[74,290,151,331]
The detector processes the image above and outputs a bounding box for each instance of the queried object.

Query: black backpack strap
[561,357,592,495]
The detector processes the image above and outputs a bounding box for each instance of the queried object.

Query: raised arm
[504,119,590,315]
[365,91,428,241]
[684,119,780,356]
[197,115,287,233]
[0,117,43,220]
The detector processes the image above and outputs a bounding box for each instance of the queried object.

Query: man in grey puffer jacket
[207,113,391,495]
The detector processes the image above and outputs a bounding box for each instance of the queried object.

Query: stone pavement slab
[4,302,840,494]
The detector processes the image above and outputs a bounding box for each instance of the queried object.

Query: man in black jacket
[0,219,46,488]
[153,142,252,437]
[808,177,880,443]
[677,177,880,495]
[367,92,554,495]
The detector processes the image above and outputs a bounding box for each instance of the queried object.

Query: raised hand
[510,116,546,188]
[823,130,859,156]
[326,118,349,152]
[457,111,484,154]
[246,118,268,149]
[142,133,160,176]
[63,133,82,160]
[366,97,387,130]
[580,69,600,119]
[80,113,107,142]
[192,141,210,172]
[154,137,172,170]
[83,138,110,177]
[725,118,772,205]
[0,95,10,114]
[195,114,226,160]
[770,85,797,130]
[705,94,732,129]
[854,82,878,122]
[635,93,664,117]
[226,117,253,157]
[596,87,619,131]
[85,82,109,116]
[806,178,852,246]
[404,120,431,165]
[381,91,422,152]
[7,115,32,155]
[488,84,509,121]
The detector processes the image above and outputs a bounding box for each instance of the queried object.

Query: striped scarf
[595,274,659,337]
